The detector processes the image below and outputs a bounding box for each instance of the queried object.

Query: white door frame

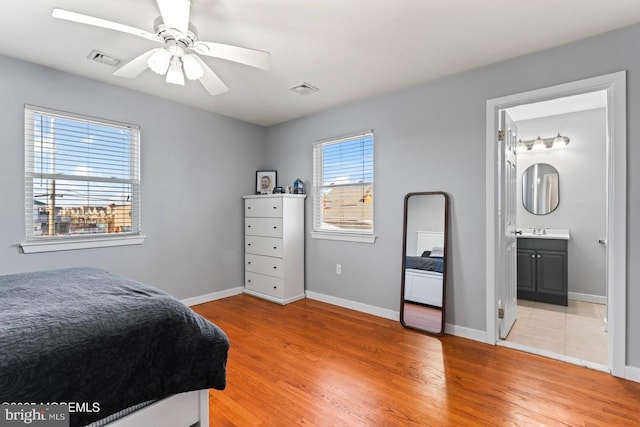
[485,71,627,377]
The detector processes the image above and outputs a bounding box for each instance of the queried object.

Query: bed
[0,267,229,427]
[404,230,444,307]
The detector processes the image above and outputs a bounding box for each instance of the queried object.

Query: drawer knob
[248,206,251,209]
[273,206,277,209]
[273,246,277,249]
[273,286,277,289]
[537,255,541,258]
[248,243,252,246]
[248,261,252,264]
[248,280,251,283]
[248,225,252,228]
[273,226,277,229]
[273,266,277,269]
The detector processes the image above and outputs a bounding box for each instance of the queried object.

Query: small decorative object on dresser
[243,194,306,304]
[256,170,277,194]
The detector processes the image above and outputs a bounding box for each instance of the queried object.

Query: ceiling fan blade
[192,41,271,70]
[194,56,229,96]
[156,0,190,36]
[52,8,159,43]
[113,49,157,78]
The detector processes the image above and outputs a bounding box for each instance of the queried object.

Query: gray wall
[515,108,607,298]
[264,24,640,368]
[0,55,265,299]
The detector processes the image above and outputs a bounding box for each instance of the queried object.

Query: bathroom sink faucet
[533,227,546,235]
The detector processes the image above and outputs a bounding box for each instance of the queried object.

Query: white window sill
[311,231,376,244]
[20,235,146,254]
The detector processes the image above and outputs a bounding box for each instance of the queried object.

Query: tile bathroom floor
[506,299,608,365]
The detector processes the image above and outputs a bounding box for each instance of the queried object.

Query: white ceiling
[1,1,639,126]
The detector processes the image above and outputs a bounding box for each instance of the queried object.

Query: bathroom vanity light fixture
[516,133,570,152]
[532,136,546,151]
[552,133,570,148]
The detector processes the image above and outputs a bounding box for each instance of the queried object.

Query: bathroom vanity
[516,229,569,306]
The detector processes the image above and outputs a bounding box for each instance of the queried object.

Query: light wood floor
[192,295,640,426]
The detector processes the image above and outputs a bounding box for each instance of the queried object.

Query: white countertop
[518,228,570,240]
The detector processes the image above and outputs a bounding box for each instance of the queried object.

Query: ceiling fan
[52,0,270,96]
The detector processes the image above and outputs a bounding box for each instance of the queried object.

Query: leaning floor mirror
[400,191,449,335]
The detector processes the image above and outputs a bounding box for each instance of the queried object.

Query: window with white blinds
[312,131,375,242]
[23,105,142,251]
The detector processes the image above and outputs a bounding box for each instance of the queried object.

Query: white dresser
[243,194,306,304]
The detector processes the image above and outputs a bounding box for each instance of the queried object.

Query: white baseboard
[568,292,607,305]
[305,291,399,321]
[181,286,243,307]
[243,289,305,305]
[444,323,487,342]
[625,365,640,383]
[305,290,487,343]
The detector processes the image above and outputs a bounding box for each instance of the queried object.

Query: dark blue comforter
[0,267,229,426]
[405,256,444,273]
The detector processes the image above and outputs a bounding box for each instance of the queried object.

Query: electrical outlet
[336,264,342,275]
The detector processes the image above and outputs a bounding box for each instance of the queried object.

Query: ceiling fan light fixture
[52,1,270,96]
[182,54,204,80]
[166,58,185,85]
[147,48,172,75]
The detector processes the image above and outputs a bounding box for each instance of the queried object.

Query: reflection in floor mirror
[400,192,449,335]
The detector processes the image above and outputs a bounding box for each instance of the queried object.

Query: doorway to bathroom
[505,93,608,366]
[485,72,627,377]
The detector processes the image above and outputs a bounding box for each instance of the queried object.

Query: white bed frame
[404,230,444,307]
[103,390,209,427]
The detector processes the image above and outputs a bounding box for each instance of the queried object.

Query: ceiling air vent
[290,82,319,96]
[87,49,122,67]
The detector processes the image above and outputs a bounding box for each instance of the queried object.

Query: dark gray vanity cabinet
[517,238,568,306]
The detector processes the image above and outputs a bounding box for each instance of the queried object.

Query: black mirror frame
[399,191,449,335]
[521,162,560,215]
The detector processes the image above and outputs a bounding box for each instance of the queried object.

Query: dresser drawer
[246,254,284,278]
[245,198,283,218]
[246,235,283,257]
[245,217,283,237]
[245,272,285,299]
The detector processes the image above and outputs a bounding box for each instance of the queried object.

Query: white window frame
[311,131,376,243]
[20,105,144,253]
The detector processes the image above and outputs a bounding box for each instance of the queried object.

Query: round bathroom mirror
[522,163,559,215]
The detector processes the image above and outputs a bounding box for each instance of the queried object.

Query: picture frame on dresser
[256,170,277,194]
